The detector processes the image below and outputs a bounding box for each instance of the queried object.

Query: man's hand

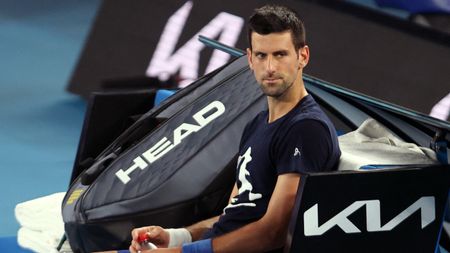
[129,226,170,253]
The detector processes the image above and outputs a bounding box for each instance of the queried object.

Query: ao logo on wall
[430,93,450,121]
[146,1,244,87]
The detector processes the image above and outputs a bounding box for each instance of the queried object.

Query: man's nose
[266,56,276,74]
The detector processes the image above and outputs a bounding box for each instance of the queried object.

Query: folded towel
[15,192,72,252]
[15,192,66,239]
[338,118,437,170]
[17,227,71,253]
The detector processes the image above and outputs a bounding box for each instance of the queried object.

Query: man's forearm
[211,216,286,253]
[210,174,300,253]
[186,215,220,241]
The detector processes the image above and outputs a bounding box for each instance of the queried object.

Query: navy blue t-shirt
[203,95,341,244]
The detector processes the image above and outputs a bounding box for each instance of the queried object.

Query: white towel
[17,227,72,253]
[15,192,66,239]
[338,118,438,171]
[15,192,72,252]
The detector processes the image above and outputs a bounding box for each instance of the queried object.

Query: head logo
[303,196,435,236]
[115,100,226,184]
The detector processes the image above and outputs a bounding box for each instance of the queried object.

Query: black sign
[68,0,450,120]
[286,165,450,253]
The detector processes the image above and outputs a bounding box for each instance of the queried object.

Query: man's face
[247,31,307,98]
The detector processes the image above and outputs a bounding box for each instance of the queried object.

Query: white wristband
[167,228,192,247]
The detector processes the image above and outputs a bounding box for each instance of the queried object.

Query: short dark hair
[247,5,306,51]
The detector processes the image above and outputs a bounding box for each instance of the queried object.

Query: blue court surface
[0,0,101,250]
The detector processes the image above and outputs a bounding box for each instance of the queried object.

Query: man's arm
[186,215,219,241]
[147,176,298,253]
[212,173,300,253]
[128,184,239,252]
[187,184,238,240]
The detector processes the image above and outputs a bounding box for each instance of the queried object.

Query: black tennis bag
[62,56,266,252]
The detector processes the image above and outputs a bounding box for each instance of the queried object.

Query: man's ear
[299,45,310,68]
[247,48,253,70]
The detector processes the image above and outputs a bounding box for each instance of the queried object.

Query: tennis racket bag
[62,56,266,252]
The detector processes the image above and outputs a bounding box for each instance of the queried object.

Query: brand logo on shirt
[224,147,262,212]
[294,147,301,157]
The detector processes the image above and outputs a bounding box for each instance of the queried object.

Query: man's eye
[255,53,266,59]
[275,52,286,57]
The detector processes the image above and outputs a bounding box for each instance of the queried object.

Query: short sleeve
[274,119,332,174]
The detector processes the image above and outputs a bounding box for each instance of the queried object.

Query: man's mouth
[263,78,281,83]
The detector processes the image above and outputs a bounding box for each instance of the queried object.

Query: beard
[259,75,294,98]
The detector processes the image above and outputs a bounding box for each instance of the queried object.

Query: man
[127,4,341,253]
